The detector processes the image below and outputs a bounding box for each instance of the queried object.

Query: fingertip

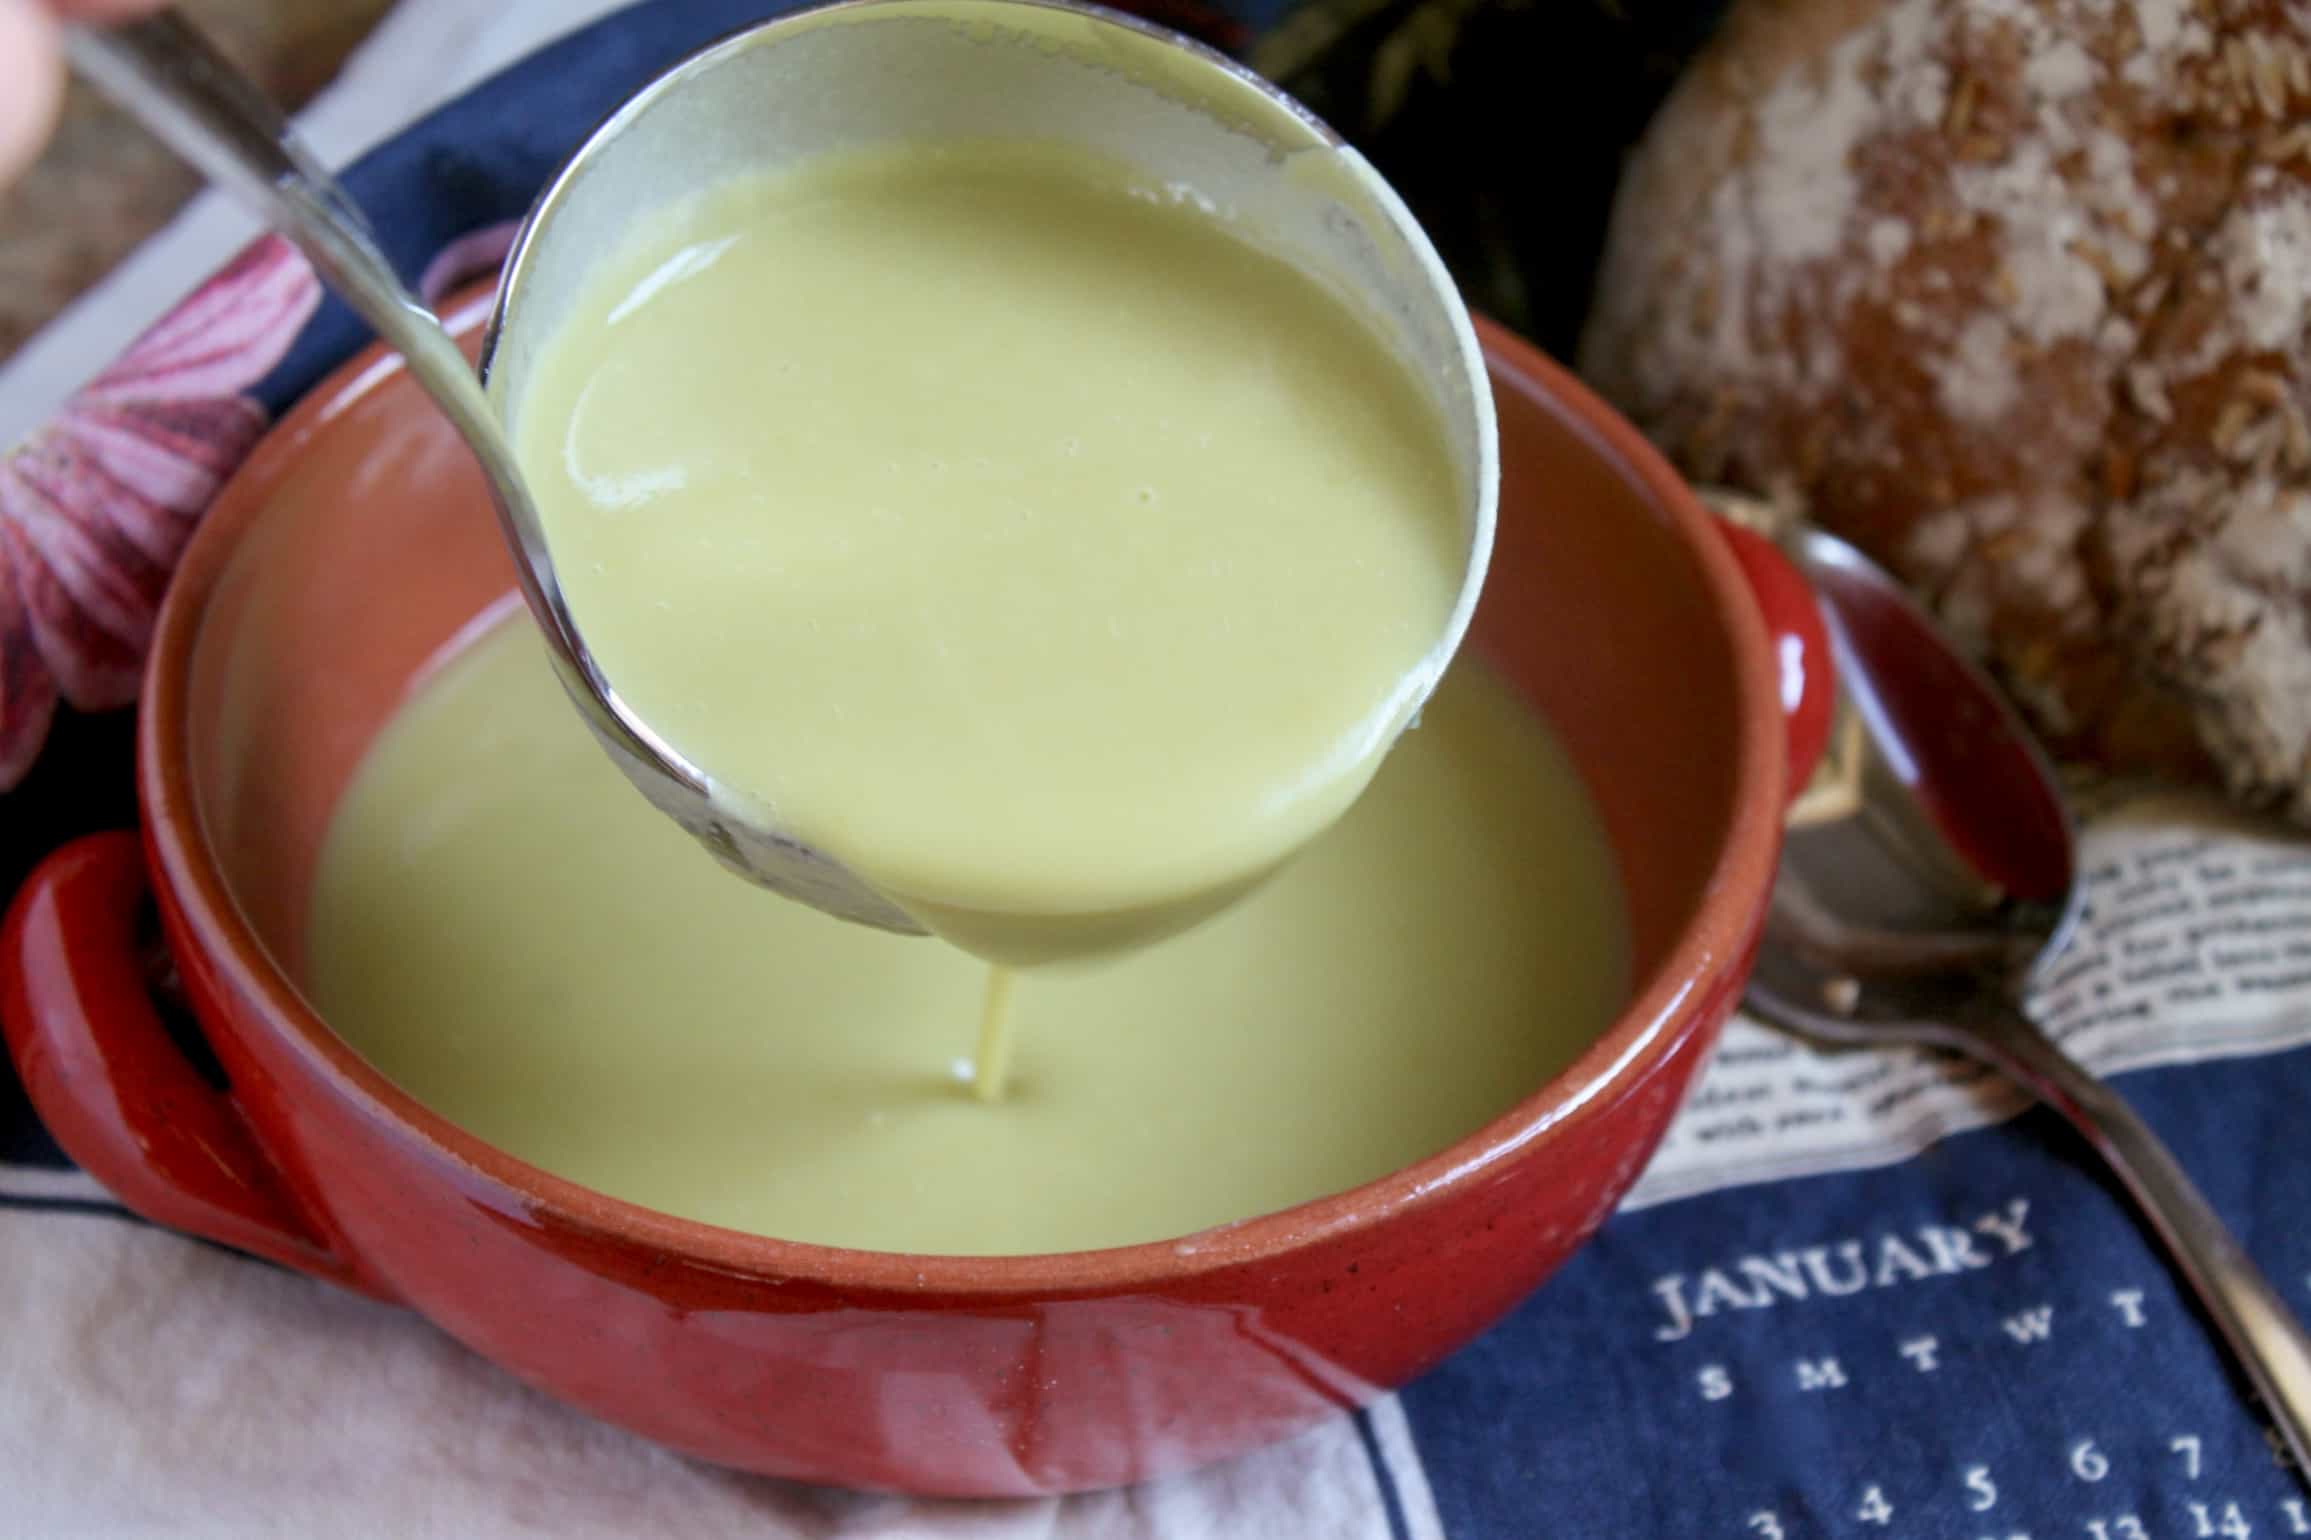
[0,0,65,191]
[47,0,169,20]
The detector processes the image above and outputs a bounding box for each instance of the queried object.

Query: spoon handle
[1976,1003,2311,1477]
[64,12,529,519]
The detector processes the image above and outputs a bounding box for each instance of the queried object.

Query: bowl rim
[139,288,1782,1297]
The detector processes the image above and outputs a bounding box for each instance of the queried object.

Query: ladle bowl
[72,0,1498,937]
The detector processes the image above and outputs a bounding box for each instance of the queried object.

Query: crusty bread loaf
[1580,0,2311,820]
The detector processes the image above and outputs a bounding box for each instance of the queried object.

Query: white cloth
[0,1173,1432,1538]
[0,1170,1432,1526]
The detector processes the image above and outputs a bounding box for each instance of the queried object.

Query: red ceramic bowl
[1,290,1823,1496]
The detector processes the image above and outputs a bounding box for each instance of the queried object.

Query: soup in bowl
[0,283,1809,1493]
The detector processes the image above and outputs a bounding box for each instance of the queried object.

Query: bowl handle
[1713,520,1836,803]
[1,832,394,1300]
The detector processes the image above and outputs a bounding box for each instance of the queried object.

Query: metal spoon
[1747,526,2311,1474]
[71,1,1496,943]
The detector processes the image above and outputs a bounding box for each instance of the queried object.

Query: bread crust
[1581,0,2311,818]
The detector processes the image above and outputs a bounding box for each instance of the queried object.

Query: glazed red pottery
[0,291,1821,1496]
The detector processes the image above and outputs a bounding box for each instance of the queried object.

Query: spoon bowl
[1751,528,2080,1040]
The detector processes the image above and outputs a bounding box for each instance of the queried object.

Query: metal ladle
[71,0,1496,939]
[1748,527,2311,1476]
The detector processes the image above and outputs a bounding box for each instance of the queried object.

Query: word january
[1651,1197,2034,1341]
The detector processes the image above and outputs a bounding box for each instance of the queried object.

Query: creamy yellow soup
[307,617,1625,1256]
[506,142,1471,967]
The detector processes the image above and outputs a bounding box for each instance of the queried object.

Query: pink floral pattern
[0,235,321,790]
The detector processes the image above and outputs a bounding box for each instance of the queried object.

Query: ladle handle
[65,12,530,525]
[67,10,649,786]
[1976,1003,2311,1480]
